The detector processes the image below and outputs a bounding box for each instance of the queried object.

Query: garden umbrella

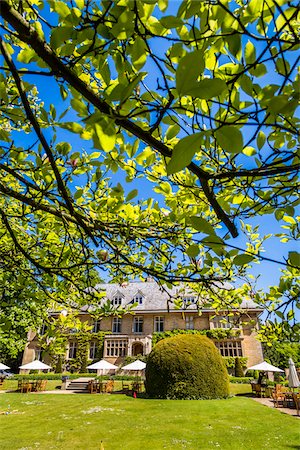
[0,363,10,370]
[122,360,146,371]
[247,361,284,372]
[19,360,51,370]
[288,358,300,389]
[87,359,118,377]
[122,360,146,390]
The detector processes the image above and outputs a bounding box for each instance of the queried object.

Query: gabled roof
[86,281,263,313]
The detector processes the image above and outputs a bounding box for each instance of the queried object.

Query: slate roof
[85,281,263,313]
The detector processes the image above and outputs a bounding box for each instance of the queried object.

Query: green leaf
[167,133,203,175]
[267,95,290,114]
[176,50,204,96]
[245,41,256,65]
[160,16,184,29]
[185,78,227,99]
[186,244,200,258]
[257,131,266,150]
[190,216,216,235]
[243,146,256,156]
[74,188,83,199]
[74,0,84,8]
[17,48,36,64]
[233,254,254,266]
[60,122,83,134]
[215,126,243,153]
[126,189,138,202]
[288,252,300,267]
[90,152,101,159]
[50,1,71,19]
[93,118,116,152]
[131,37,147,70]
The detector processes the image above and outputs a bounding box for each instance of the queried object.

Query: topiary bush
[145,334,229,399]
[234,357,245,377]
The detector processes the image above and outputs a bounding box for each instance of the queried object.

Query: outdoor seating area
[87,379,114,394]
[87,379,144,394]
[251,383,300,414]
[17,379,48,393]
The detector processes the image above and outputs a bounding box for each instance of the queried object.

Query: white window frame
[112,296,123,307]
[89,342,97,360]
[112,317,122,334]
[211,315,240,329]
[133,316,143,333]
[92,320,101,333]
[133,294,144,305]
[106,339,127,357]
[68,341,77,359]
[182,296,196,304]
[185,316,194,330]
[154,316,164,332]
[215,341,242,357]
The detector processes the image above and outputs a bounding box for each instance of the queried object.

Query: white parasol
[19,360,51,370]
[288,358,300,389]
[87,359,118,370]
[247,361,284,372]
[0,363,10,370]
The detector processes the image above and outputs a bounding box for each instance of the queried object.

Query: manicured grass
[0,393,298,450]
[1,380,61,391]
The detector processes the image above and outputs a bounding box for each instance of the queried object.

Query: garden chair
[39,380,47,391]
[271,386,286,408]
[105,380,114,394]
[88,380,97,394]
[251,383,263,398]
[292,393,300,416]
[21,382,32,393]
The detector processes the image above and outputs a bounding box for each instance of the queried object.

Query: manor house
[22,280,264,368]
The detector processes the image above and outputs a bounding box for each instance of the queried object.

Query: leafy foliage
[152,328,241,346]
[145,334,229,399]
[0,0,299,343]
[264,341,300,369]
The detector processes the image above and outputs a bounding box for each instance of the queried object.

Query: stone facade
[22,281,264,368]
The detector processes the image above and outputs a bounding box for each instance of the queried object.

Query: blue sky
[1,0,298,299]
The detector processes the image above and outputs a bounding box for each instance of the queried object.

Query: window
[212,315,240,329]
[133,317,143,333]
[89,342,98,360]
[112,296,123,307]
[183,296,196,304]
[68,342,77,359]
[133,294,144,305]
[185,316,194,330]
[112,317,122,334]
[106,339,127,357]
[92,320,101,333]
[154,316,164,332]
[215,341,242,357]
[35,349,42,361]
[39,324,47,336]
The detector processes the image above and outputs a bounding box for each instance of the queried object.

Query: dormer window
[112,296,123,306]
[183,296,196,304]
[133,293,144,305]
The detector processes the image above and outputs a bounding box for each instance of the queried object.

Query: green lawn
[0,392,298,450]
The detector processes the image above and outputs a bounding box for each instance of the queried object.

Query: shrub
[234,357,244,377]
[145,334,229,399]
[229,376,254,384]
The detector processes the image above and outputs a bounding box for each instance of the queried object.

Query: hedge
[145,334,229,399]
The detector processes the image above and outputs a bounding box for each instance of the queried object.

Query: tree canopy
[0,0,299,342]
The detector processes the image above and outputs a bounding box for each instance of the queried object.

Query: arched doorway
[132,342,144,356]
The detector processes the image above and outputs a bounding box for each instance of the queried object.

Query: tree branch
[0,0,238,238]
